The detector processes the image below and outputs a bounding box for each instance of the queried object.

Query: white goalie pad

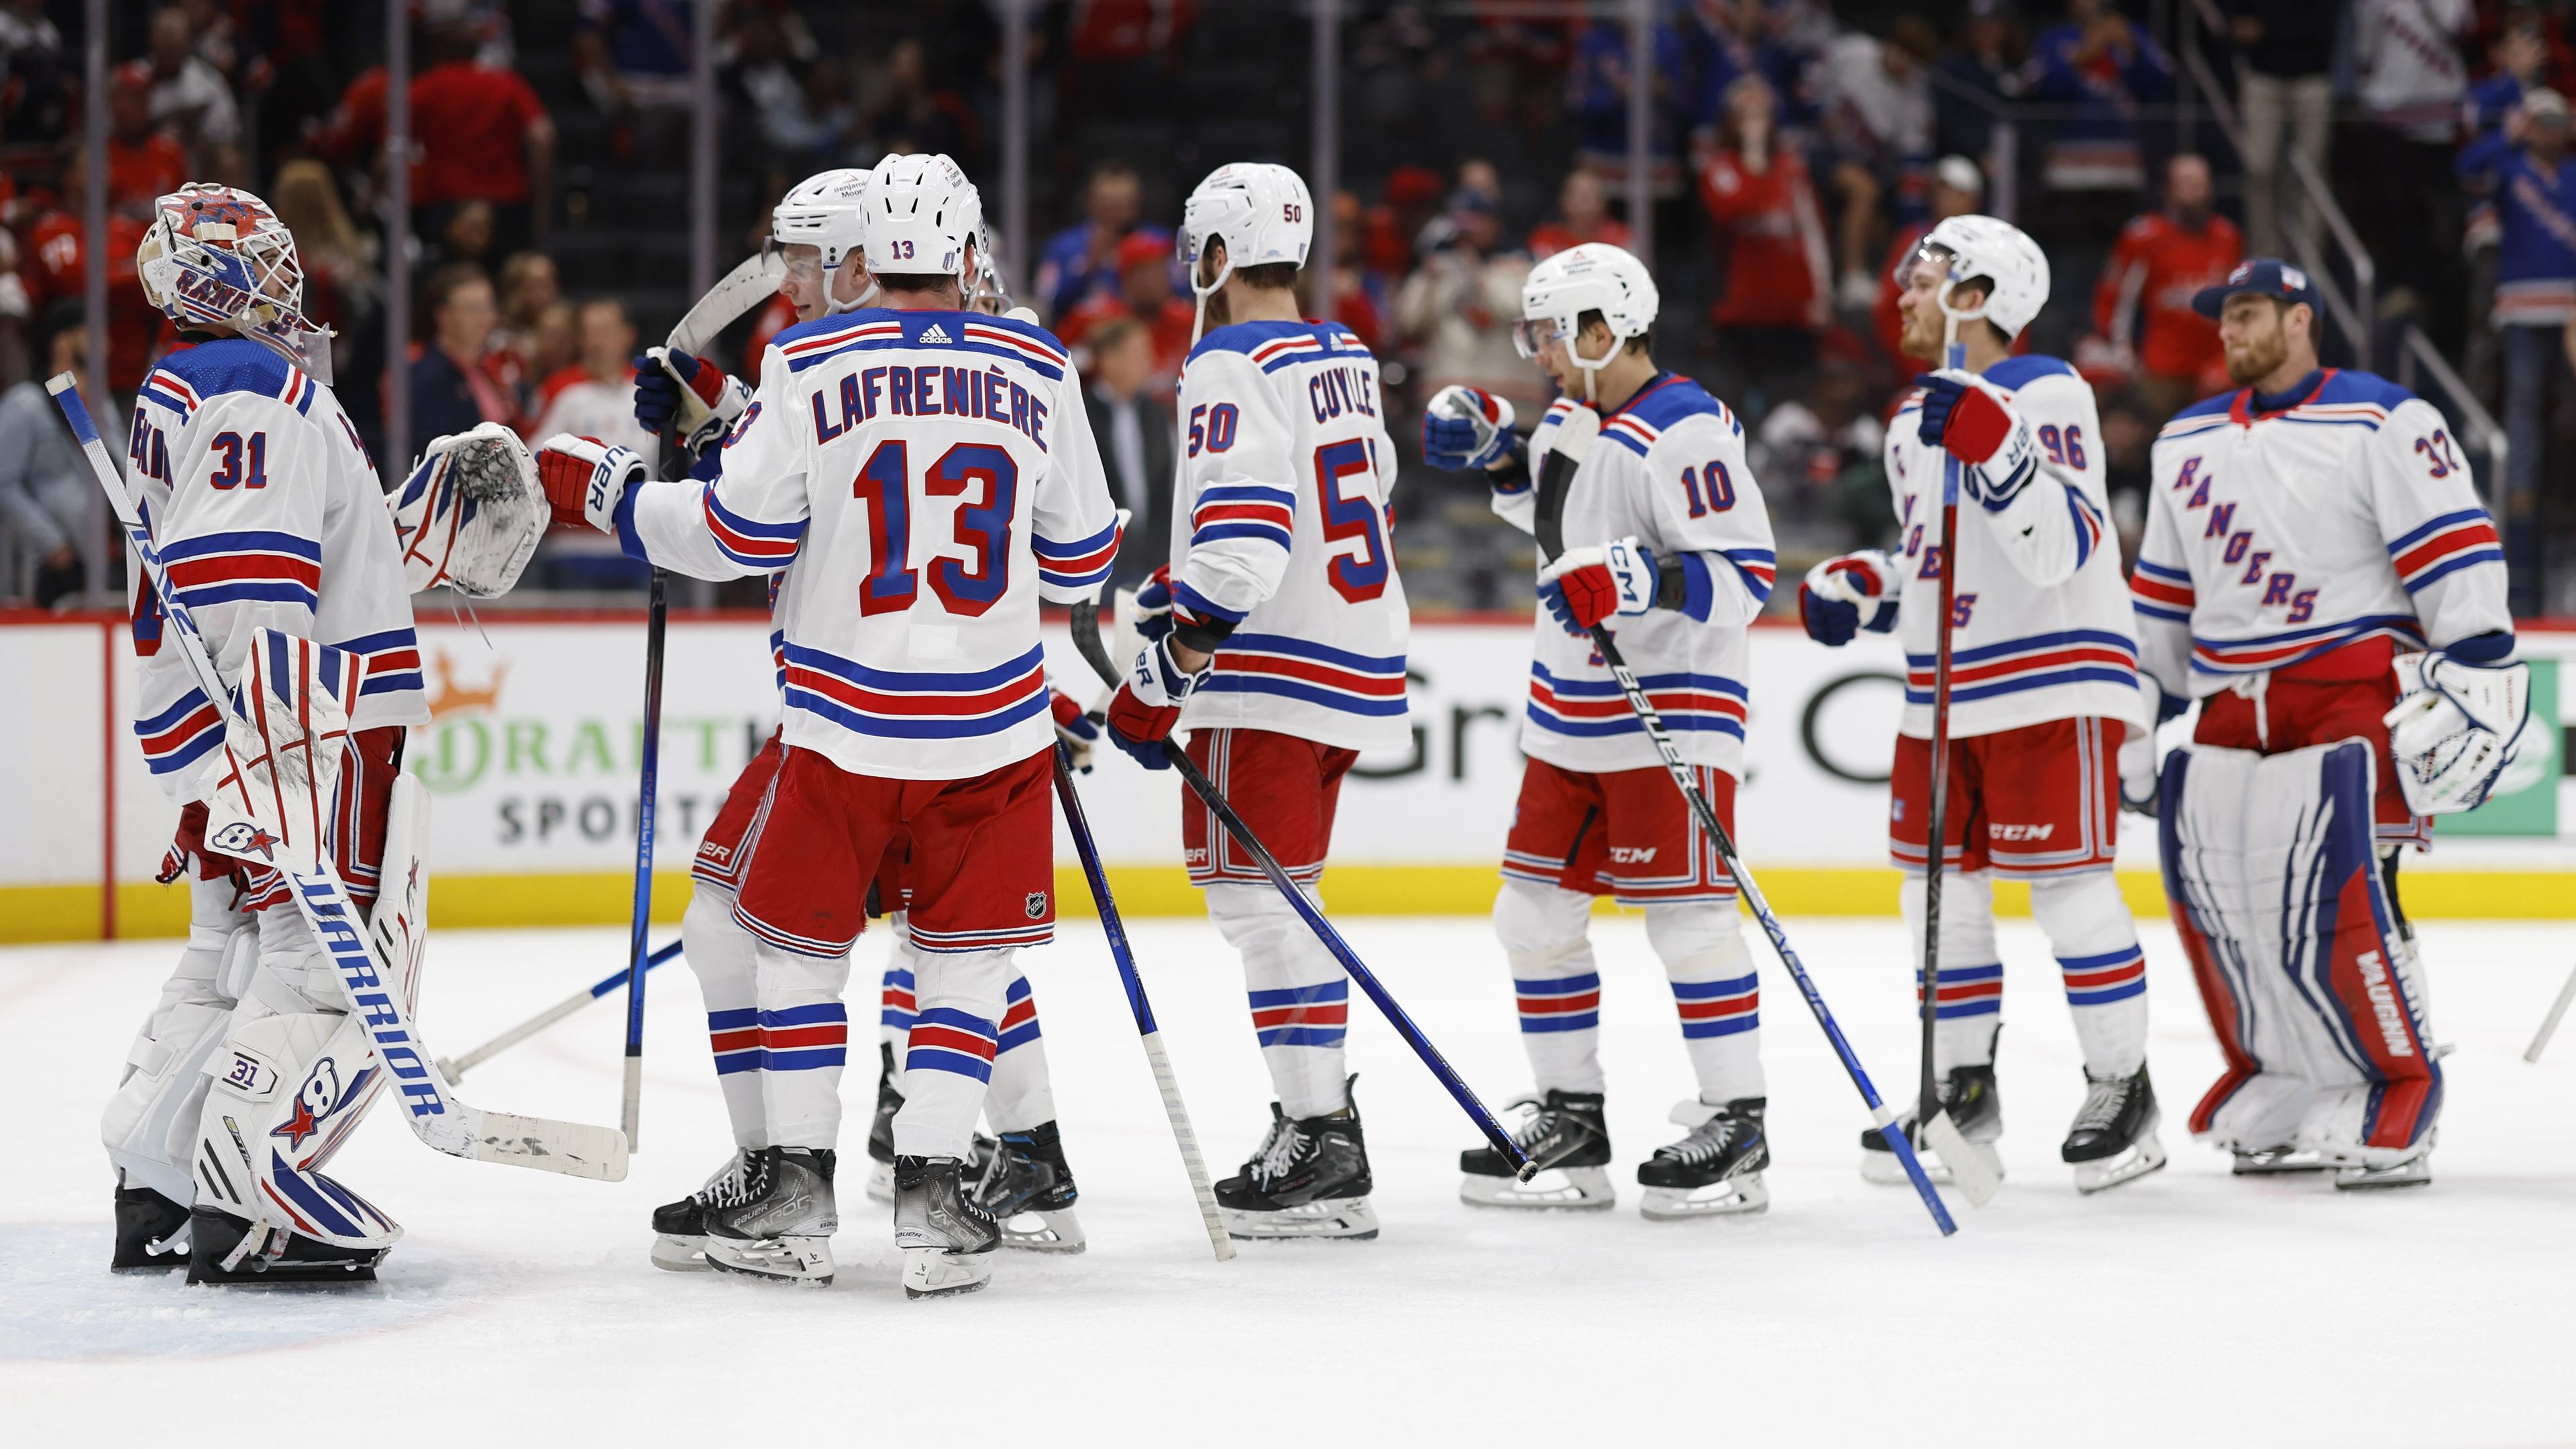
[203,630,353,879]
[388,421,547,598]
[368,773,432,1006]
[2383,651,2542,814]
[2157,740,2440,1163]
[102,877,255,1205]
[198,1009,404,1250]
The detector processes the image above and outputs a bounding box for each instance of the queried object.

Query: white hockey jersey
[2133,368,2510,700]
[1882,355,2149,740]
[1168,319,1409,752]
[1506,374,1776,777]
[127,338,425,798]
[625,307,1120,781]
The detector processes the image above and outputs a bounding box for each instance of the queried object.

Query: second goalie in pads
[1103,161,1407,1242]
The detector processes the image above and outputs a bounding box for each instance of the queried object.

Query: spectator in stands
[1568,15,1691,207]
[2024,0,2172,203]
[576,0,695,113]
[143,5,241,182]
[0,312,94,605]
[270,159,375,379]
[2458,86,2576,594]
[1328,191,1388,352]
[1081,317,1175,589]
[108,66,186,218]
[2085,154,2241,420]
[0,0,70,145]
[25,166,154,395]
[533,297,653,457]
[1874,155,1984,373]
[1933,0,2029,162]
[1362,164,1446,284]
[2353,0,2474,346]
[1750,337,1886,549]
[411,263,511,444]
[1698,75,1830,403]
[411,20,555,257]
[1035,160,1166,321]
[1396,185,1542,417]
[1814,17,1937,311]
[1680,0,1809,168]
[2468,11,2552,138]
[1529,170,1630,262]
[2095,389,2155,568]
[496,252,562,360]
[2227,0,2342,259]
[1061,231,1195,385]
[859,36,974,159]
[526,299,578,413]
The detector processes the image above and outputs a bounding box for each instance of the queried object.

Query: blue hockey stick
[439,941,684,1082]
[1067,602,1536,1179]
[1051,745,1234,1260]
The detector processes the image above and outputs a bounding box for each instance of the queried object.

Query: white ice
[6,915,2575,1447]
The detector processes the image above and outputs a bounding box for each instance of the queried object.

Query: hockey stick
[1909,325,2004,1207]
[2526,963,2576,1063]
[439,940,684,1083]
[53,374,627,1181]
[1067,600,1535,1179]
[619,251,788,1151]
[1529,405,1955,1236]
[1051,745,1236,1260]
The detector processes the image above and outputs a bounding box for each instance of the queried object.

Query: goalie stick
[1530,403,1955,1236]
[1068,600,1536,1180]
[438,940,683,1082]
[1051,744,1235,1260]
[621,250,790,1151]
[52,374,628,1182]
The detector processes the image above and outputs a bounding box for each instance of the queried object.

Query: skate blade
[995,1207,1085,1254]
[900,1244,995,1298]
[2231,1146,2330,1175]
[2073,1135,2169,1195]
[1640,1173,1769,1221]
[863,1161,894,1205]
[1923,1111,2004,1206]
[1220,1196,1379,1240]
[2334,1157,2432,1191]
[649,1232,712,1273]
[1458,1166,1614,1212]
[704,1234,835,1286]
[1862,1147,1957,1187]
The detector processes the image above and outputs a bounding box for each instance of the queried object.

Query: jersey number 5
[1314,439,1387,602]
[852,439,1018,617]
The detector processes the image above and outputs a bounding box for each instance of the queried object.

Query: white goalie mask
[861,152,982,294]
[136,183,335,382]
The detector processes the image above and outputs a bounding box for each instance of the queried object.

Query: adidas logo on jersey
[918,323,953,345]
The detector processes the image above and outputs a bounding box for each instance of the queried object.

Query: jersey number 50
[852,439,1016,616]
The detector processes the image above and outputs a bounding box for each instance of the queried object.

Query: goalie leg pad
[2159,741,2438,1156]
[197,1004,403,1253]
[104,875,252,1206]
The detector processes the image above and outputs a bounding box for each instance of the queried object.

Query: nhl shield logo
[1024,891,1048,920]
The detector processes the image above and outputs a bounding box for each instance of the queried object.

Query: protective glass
[1511,316,1566,360]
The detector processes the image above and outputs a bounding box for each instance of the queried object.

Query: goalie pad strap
[2159,740,2439,1152]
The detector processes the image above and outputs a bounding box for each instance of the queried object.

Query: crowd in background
[1,0,2573,619]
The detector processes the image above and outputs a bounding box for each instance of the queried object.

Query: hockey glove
[1538,537,1658,635]
[1051,687,1101,773]
[1915,370,2037,512]
[1423,384,1519,471]
[1131,564,1177,645]
[535,433,647,535]
[1106,637,1212,770]
[2383,649,2544,814]
[1798,550,1899,646]
[634,347,750,458]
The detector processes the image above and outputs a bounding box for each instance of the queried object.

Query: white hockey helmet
[1908,214,2049,339]
[137,182,333,380]
[1180,162,1313,294]
[771,167,878,313]
[860,152,982,292]
[1517,241,1659,399]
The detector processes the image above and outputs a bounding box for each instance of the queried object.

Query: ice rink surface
[7,914,2575,1447]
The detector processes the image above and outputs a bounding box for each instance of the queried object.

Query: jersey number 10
[851,439,1016,616]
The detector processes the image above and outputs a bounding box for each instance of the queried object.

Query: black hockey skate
[1459,1089,1615,1211]
[186,1206,384,1285]
[971,1121,1084,1253]
[111,1181,192,1271]
[704,1146,837,1286]
[864,1042,903,1205]
[1639,1098,1770,1219]
[1860,1063,2004,1187]
[1216,1078,1377,1240]
[649,1147,767,1272]
[893,1155,1002,1299]
[2062,1065,2168,1193]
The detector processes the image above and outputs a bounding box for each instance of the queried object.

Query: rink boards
[2,610,2569,941]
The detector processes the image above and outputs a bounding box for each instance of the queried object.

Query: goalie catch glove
[2384,645,2545,814]
[388,421,547,598]
[1797,549,1898,646]
[535,434,648,536]
[633,347,751,458]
